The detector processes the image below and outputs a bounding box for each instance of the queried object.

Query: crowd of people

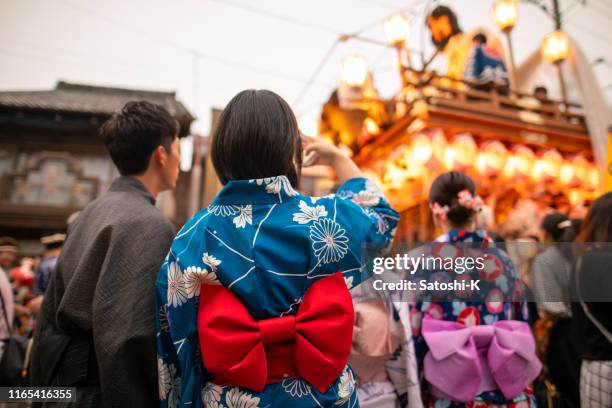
[0,91,610,407]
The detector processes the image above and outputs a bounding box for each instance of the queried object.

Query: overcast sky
[1,0,611,136]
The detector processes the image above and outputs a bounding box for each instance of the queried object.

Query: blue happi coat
[156,175,399,407]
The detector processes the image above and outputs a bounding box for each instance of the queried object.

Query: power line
[54,0,335,89]
[284,0,426,110]
[584,0,612,21]
[207,0,339,35]
[293,40,339,108]
[561,0,582,18]
[566,20,611,44]
[0,46,149,78]
[5,38,144,74]
[592,58,612,70]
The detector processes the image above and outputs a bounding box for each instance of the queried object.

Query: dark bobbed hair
[429,171,477,227]
[577,192,612,242]
[541,212,570,242]
[427,5,463,50]
[211,89,302,186]
[101,101,179,175]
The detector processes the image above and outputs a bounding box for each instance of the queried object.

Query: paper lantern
[503,145,535,178]
[430,129,448,164]
[341,54,368,87]
[493,0,518,32]
[532,149,563,182]
[560,155,589,187]
[568,190,584,206]
[586,164,600,191]
[384,13,410,46]
[572,155,589,185]
[542,31,569,64]
[477,141,508,176]
[410,133,433,164]
[560,162,578,187]
[383,162,405,189]
[450,134,477,169]
[444,146,456,169]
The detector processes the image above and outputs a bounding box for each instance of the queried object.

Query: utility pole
[551,0,568,108]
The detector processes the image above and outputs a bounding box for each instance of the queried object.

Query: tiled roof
[0,81,195,123]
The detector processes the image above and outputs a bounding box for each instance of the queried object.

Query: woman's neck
[446,220,477,233]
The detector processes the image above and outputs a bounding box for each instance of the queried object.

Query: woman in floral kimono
[407,172,541,407]
[156,89,399,407]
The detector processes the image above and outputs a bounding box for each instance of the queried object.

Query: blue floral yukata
[156,175,399,407]
[407,229,536,407]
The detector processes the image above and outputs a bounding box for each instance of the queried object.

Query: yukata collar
[211,175,301,205]
[446,228,491,244]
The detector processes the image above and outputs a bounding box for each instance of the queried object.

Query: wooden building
[0,81,195,254]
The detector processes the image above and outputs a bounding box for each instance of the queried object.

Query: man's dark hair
[211,89,302,186]
[101,101,179,175]
[427,5,463,50]
[473,33,487,45]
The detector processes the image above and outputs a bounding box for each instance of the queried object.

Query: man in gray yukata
[30,101,181,407]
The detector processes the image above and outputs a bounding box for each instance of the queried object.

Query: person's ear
[155,145,168,167]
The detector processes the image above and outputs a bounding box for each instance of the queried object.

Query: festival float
[301,1,608,241]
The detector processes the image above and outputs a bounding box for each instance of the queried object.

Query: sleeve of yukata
[334,177,400,284]
[155,241,204,407]
[336,177,399,248]
[156,257,179,408]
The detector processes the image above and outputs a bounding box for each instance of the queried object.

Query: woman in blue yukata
[407,172,541,407]
[155,89,400,408]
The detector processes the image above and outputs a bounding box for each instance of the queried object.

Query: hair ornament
[557,220,572,229]
[430,202,450,220]
[457,189,484,212]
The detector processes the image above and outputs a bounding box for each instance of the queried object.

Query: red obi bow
[197,272,354,393]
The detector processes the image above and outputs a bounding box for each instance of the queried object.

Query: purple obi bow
[422,317,542,402]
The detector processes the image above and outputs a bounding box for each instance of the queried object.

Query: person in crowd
[156,89,400,407]
[0,237,18,361]
[9,257,36,335]
[30,101,180,407]
[349,281,422,408]
[534,86,549,103]
[572,192,612,408]
[407,171,540,406]
[26,232,66,316]
[0,237,18,273]
[463,33,509,94]
[10,257,35,301]
[34,231,65,296]
[532,212,576,317]
[531,213,582,406]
